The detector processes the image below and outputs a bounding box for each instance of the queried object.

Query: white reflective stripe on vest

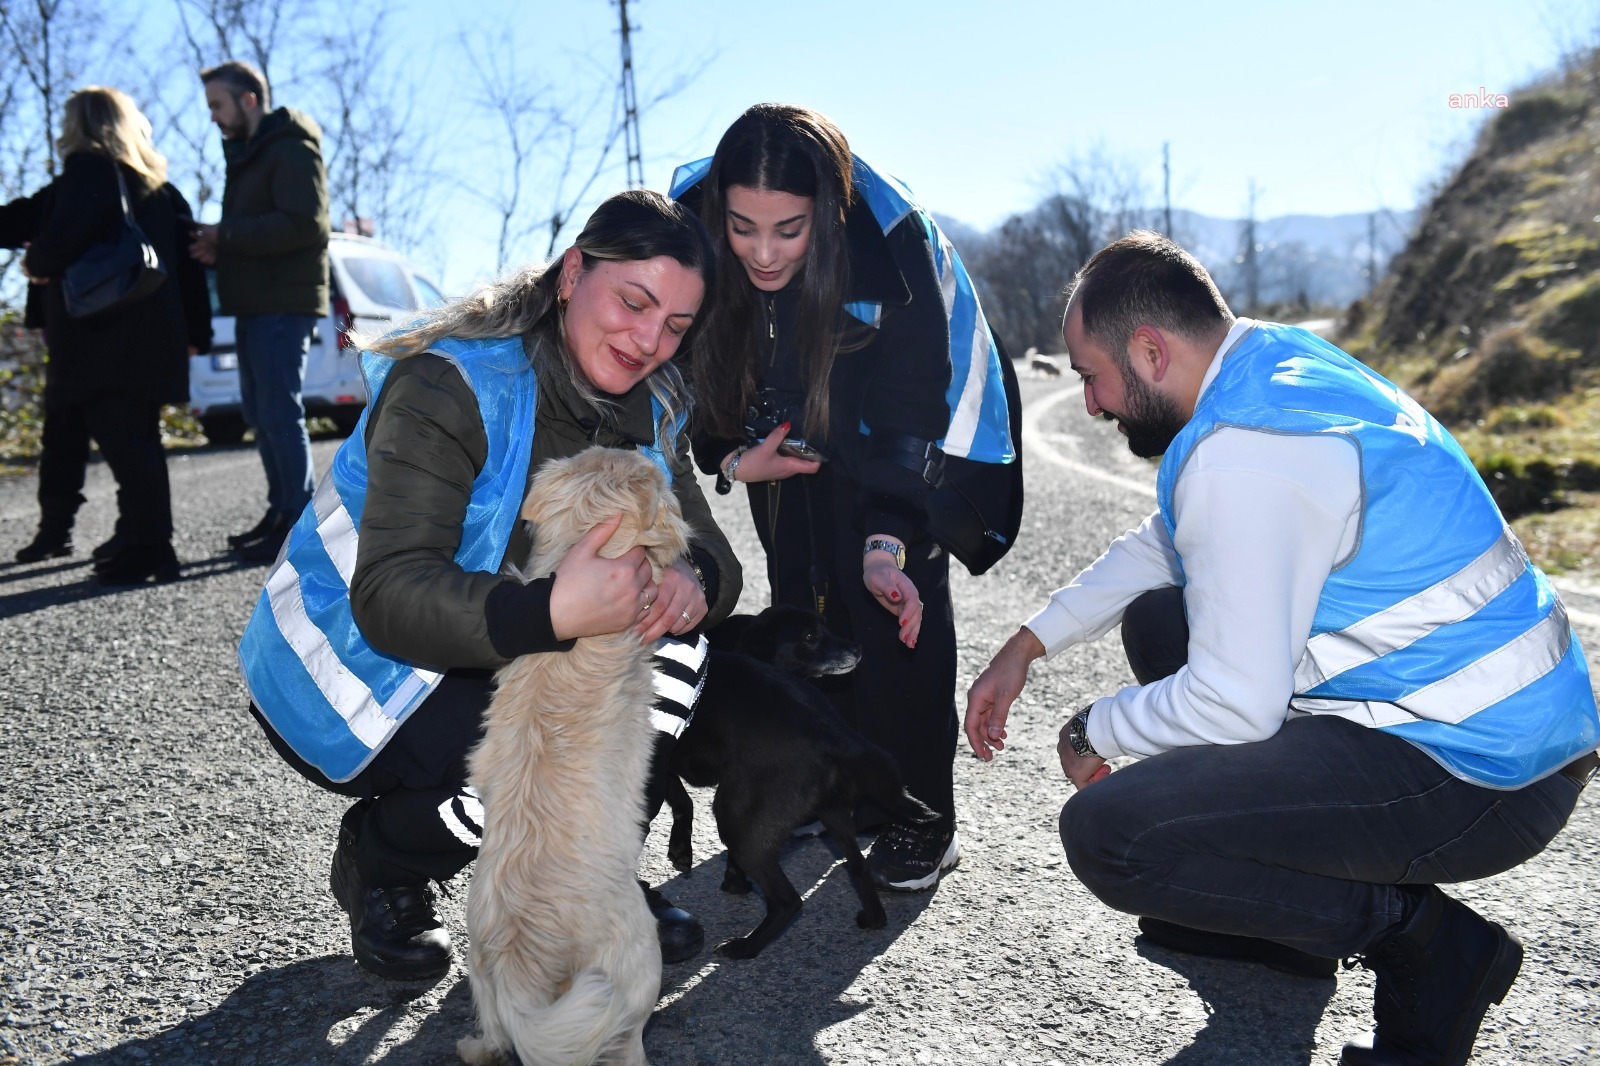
[311,474,359,587]
[1294,527,1529,691]
[945,325,991,458]
[1294,601,1571,726]
[265,557,443,740]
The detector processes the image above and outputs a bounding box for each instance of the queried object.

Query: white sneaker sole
[881,831,962,892]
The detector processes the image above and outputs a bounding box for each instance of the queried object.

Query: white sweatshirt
[1023,321,1363,759]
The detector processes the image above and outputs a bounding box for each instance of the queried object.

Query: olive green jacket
[216,107,331,317]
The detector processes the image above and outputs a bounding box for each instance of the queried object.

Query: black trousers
[39,394,171,545]
[745,463,959,826]
[252,673,681,887]
[1059,587,1589,957]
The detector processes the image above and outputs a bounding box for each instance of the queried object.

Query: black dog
[664,605,939,959]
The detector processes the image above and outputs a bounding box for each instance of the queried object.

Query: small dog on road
[458,447,686,1066]
[664,605,939,959]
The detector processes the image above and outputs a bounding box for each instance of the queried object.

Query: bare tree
[963,145,1154,352]
[312,5,436,252]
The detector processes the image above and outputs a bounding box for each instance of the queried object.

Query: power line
[615,0,644,188]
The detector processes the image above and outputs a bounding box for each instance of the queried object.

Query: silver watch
[1067,706,1097,758]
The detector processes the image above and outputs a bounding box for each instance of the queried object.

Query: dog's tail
[505,970,630,1066]
[851,746,940,826]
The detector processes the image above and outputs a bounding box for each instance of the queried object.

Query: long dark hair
[694,103,854,439]
[367,189,714,437]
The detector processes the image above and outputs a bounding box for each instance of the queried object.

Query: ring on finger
[680,608,692,625]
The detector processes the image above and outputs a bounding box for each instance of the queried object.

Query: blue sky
[140,0,1595,288]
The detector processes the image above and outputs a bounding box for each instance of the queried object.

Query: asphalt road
[2,376,1596,1066]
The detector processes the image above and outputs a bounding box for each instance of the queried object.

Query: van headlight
[211,354,238,371]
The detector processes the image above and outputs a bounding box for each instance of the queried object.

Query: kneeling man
[966,231,1598,1066]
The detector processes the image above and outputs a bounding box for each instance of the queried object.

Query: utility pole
[1367,211,1379,293]
[615,0,644,189]
[1240,180,1259,313]
[1162,142,1172,238]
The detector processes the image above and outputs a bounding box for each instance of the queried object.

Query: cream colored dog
[457,446,688,1066]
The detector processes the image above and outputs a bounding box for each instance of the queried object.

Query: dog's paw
[667,846,694,873]
[715,935,762,960]
[720,870,753,895]
[855,906,887,930]
[456,1035,508,1065]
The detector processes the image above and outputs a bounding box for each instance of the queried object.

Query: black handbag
[62,163,167,318]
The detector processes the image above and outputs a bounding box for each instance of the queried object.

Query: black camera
[744,394,827,462]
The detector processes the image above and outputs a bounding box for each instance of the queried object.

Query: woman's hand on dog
[635,558,708,642]
[549,515,659,640]
[863,560,923,648]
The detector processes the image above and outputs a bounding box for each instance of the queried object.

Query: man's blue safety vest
[238,335,679,783]
[1158,322,1598,789]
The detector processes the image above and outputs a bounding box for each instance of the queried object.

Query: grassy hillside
[1343,51,1600,578]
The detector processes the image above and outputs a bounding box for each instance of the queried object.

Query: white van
[189,232,445,443]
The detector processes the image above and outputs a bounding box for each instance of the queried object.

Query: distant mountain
[935,206,1417,310]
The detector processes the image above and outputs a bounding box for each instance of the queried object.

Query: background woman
[676,103,1005,891]
[238,190,741,980]
[0,86,211,583]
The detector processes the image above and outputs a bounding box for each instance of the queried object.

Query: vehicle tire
[200,414,247,446]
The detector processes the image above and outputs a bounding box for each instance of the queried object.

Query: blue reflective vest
[669,154,1014,465]
[238,335,680,783]
[1157,322,1598,789]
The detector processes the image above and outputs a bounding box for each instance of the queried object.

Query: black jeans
[39,395,171,545]
[252,672,682,887]
[746,462,959,827]
[1059,587,1589,957]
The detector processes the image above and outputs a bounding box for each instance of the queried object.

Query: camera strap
[870,433,947,487]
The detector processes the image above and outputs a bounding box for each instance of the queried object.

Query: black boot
[1341,886,1522,1066]
[92,530,127,563]
[1137,916,1337,979]
[228,510,277,548]
[236,513,293,564]
[641,880,703,964]
[94,542,180,586]
[15,496,81,563]
[330,818,452,981]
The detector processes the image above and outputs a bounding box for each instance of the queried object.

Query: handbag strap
[109,161,136,226]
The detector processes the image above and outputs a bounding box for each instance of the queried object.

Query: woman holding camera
[676,103,997,890]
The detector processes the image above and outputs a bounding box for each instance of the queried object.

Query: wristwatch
[863,538,906,570]
[715,448,745,496]
[1067,705,1097,758]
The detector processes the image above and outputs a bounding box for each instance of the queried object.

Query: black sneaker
[641,881,703,964]
[330,826,452,981]
[1138,917,1337,979]
[868,824,960,891]
[1341,886,1522,1066]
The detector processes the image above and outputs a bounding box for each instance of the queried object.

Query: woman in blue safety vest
[676,103,1014,890]
[238,190,741,980]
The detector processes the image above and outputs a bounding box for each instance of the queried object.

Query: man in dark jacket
[191,60,330,562]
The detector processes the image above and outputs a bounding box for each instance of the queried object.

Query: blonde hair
[58,86,168,188]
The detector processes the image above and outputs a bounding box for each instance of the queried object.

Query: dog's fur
[458,447,687,1066]
[664,606,939,959]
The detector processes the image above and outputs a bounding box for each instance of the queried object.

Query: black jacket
[216,107,331,317]
[0,152,213,408]
[693,196,952,544]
